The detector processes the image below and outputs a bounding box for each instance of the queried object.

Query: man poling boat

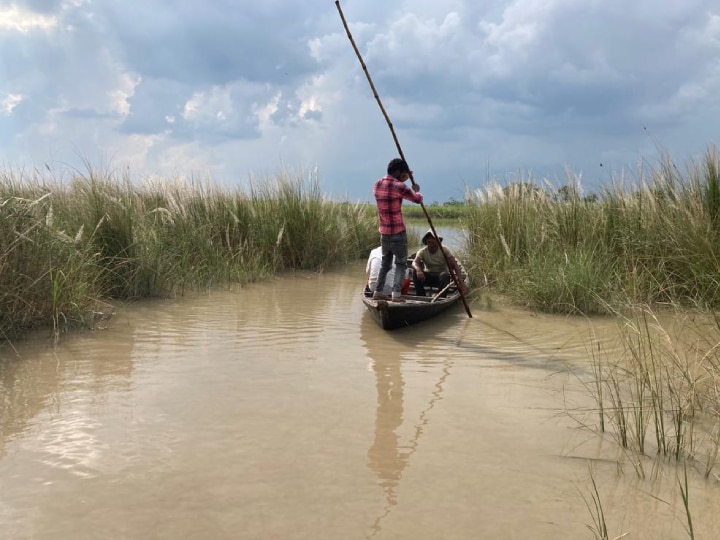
[370,158,423,304]
[335,0,472,320]
[362,249,470,330]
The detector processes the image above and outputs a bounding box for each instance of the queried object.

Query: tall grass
[571,305,720,538]
[584,305,720,479]
[0,167,377,340]
[464,147,720,314]
[580,465,613,540]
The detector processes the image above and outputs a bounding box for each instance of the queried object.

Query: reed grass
[463,147,720,314]
[573,305,719,538]
[580,465,612,540]
[583,305,720,480]
[0,167,377,340]
[679,460,695,540]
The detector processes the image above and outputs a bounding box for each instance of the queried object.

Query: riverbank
[0,169,378,340]
[463,148,720,316]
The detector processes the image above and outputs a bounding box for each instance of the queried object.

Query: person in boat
[365,246,396,296]
[412,230,468,297]
[372,158,423,303]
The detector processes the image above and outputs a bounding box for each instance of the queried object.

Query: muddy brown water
[2,262,720,539]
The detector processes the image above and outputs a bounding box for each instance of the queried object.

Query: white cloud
[181,87,235,125]
[1,93,23,114]
[0,5,56,33]
[107,72,139,117]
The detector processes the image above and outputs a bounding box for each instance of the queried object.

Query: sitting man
[412,230,467,297]
[365,246,396,297]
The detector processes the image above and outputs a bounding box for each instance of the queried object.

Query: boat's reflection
[360,314,465,538]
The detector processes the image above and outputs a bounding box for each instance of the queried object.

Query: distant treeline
[356,200,470,221]
[403,200,470,221]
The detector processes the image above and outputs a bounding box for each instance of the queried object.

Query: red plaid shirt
[373,175,423,235]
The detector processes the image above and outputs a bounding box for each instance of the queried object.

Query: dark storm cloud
[302,109,322,121]
[119,75,290,142]
[99,1,320,86]
[352,1,720,144]
[119,78,190,135]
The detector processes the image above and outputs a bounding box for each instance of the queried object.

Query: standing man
[373,158,423,303]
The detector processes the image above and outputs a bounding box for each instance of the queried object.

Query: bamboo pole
[335,0,472,318]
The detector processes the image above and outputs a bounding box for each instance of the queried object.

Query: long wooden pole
[335,0,472,318]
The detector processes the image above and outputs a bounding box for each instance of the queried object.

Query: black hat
[422,229,443,245]
[387,158,410,175]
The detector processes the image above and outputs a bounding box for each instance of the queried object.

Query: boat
[361,255,470,330]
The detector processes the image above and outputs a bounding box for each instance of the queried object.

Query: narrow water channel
[1,261,719,539]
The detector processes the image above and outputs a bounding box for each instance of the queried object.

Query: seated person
[365,246,396,296]
[412,230,467,297]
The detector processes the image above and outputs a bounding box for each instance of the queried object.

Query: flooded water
[2,261,720,539]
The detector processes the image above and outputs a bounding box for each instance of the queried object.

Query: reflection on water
[366,331,406,511]
[1,263,720,539]
[364,315,461,538]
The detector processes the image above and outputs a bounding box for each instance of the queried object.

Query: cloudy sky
[1,0,719,203]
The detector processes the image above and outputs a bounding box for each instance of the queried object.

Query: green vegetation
[463,148,720,315]
[584,307,720,477]
[355,199,470,222]
[580,465,612,540]
[403,199,471,221]
[0,168,377,340]
[354,199,472,232]
[572,305,717,537]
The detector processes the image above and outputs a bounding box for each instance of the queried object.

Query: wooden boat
[362,256,469,330]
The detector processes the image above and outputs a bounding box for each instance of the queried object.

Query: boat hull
[361,293,463,330]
